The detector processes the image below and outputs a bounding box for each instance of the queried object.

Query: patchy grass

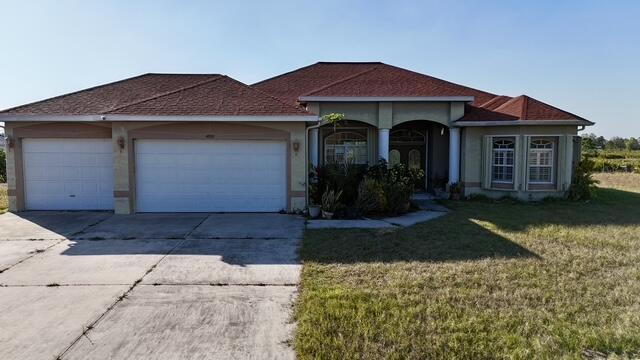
[594,172,640,193]
[0,183,7,213]
[296,178,640,359]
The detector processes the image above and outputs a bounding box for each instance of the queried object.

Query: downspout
[305,119,323,209]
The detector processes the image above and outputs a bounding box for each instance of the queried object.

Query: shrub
[356,177,386,215]
[569,157,599,200]
[321,188,342,213]
[366,159,425,190]
[0,149,5,183]
[318,161,366,206]
[308,166,322,205]
[383,182,413,215]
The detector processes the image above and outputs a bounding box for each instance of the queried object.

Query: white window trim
[491,138,516,184]
[527,137,558,186]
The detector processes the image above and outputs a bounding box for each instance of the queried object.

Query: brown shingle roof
[107,76,310,116]
[253,62,496,106]
[458,95,589,122]
[0,73,310,116]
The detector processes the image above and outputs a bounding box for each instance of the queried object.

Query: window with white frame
[528,138,555,184]
[492,138,515,183]
[324,130,368,165]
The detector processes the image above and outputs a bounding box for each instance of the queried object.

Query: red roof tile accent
[253,62,496,106]
[458,95,588,122]
[0,73,310,116]
[107,76,310,116]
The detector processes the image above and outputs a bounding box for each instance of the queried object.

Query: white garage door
[135,140,287,212]
[22,138,114,210]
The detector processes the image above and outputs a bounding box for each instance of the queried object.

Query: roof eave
[0,114,319,122]
[298,96,474,102]
[454,119,595,127]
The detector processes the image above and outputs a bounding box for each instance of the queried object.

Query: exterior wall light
[117,136,125,151]
[292,139,300,152]
[6,136,14,149]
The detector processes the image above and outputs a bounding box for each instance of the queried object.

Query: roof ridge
[222,76,312,115]
[479,95,512,108]
[105,75,224,113]
[0,73,152,114]
[316,61,384,64]
[251,62,322,87]
[302,66,380,96]
[380,63,498,99]
[493,95,522,113]
[520,94,587,121]
[521,95,529,118]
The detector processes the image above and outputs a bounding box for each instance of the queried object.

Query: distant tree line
[581,133,640,152]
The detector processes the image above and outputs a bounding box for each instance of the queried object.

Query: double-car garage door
[22,138,287,212]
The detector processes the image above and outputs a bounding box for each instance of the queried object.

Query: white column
[378,128,390,162]
[448,127,460,184]
[309,128,319,167]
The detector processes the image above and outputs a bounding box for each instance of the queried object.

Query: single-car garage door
[22,138,114,210]
[135,140,287,212]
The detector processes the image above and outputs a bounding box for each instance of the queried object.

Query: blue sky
[1,0,638,137]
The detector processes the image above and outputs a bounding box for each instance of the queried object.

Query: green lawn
[0,183,7,213]
[296,174,640,359]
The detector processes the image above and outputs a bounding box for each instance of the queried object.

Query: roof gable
[458,94,590,123]
[0,74,222,115]
[494,95,586,121]
[253,62,496,105]
[107,76,310,116]
[300,63,496,104]
[252,62,381,106]
[0,73,310,117]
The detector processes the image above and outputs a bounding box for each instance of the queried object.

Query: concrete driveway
[0,211,303,360]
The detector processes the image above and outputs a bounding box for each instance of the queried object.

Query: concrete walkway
[0,212,303,360]
[306,209,448,229]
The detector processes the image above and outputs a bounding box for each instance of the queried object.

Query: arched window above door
[390,129,425,144]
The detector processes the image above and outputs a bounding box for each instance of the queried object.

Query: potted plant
[449,182,462,200]
[321,188,342,219]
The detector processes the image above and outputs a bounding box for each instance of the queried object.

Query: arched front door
[390,129,427,189]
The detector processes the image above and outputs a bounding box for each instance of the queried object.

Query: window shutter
[522,136,531,191]
[514,135,522,191]
[557,135,567,191]
[481,135,492,189]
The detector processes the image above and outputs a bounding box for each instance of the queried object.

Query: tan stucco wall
[461,125,579,200]
[4,121,307,214]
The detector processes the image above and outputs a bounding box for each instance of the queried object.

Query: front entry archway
[390,128,427,189]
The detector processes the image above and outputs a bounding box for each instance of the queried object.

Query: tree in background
[605,137,627,151]
[625,137,640,151]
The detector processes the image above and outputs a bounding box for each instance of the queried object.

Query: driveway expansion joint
[69,213,115,239]
[55,238,186,360]
[0,239,64,274]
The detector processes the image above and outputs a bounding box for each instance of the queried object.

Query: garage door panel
[135,140,287,212]
[23,139,114,211]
